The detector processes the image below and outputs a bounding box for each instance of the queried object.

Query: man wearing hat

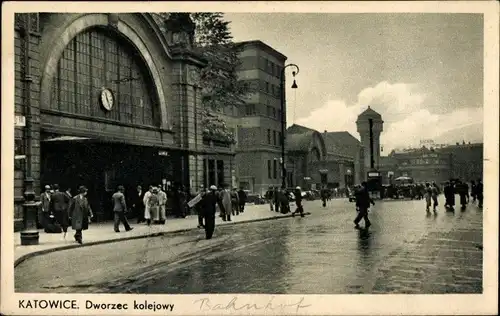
[38,185,52,230]
[201,185,225,239]
[292,186,305,217]
[69,186,93,244]
[112,185,133,232]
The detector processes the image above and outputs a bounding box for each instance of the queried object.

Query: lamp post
[280,63,299,189]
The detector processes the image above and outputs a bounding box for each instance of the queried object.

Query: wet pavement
[15,197,483,294]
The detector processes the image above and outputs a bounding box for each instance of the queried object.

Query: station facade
[13,13,235,228]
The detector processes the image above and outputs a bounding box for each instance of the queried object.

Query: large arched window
[50,27,158,126]
[309,147,321,163]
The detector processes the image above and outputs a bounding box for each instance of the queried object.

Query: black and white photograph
[1,1,498,315]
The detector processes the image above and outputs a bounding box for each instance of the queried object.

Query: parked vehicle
[245,192,265,205]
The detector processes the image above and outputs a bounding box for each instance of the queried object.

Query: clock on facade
[100,88,114,111]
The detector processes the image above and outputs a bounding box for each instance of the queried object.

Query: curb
[14,212,311,268]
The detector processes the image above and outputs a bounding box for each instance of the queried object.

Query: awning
[42,136,93,142]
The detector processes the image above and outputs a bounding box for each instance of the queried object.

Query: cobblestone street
[15,197,483,294]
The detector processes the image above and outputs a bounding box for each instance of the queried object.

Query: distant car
[246,193,265,205]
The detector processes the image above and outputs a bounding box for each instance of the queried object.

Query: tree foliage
[152,12,249,143]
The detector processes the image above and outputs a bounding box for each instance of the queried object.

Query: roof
[357,106,382,119]
[234,40,287,61]
[287,124,317,135]
[286,131,316,152]
[322,131,361,158]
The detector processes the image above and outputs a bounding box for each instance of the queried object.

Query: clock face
[100,89,114,111]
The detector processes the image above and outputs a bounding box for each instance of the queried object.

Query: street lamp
[280,63,299,189]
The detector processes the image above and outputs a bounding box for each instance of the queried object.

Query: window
[267,105,272,117]
[265,82,270,93]
[245,104,256,115]
[267,129,271,144]
[273,159,278,179]
[273,131,277,145]
[268,160,272,179]
[278,109,282,120]
[51,29,155,126]
[278,132,282,145]
[217,160,224,187]
[272,108,276,119]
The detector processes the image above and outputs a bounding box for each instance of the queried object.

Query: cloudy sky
[225,13,484,153]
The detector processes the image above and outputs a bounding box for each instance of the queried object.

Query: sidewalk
[14,203,301,266]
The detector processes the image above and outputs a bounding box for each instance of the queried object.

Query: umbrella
[394,176,412,181]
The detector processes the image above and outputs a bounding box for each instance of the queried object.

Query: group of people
[442,179,483,211]
[38,184,93,244]
[264,186,306,217]
[191,185,248,239]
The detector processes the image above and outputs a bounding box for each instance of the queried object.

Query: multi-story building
[378,141,483,184]
[233,40,287,195]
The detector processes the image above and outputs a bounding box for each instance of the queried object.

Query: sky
[225,13,484,153]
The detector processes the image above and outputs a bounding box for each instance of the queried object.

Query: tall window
[265,82,270,93]
[268,160,272,179]
[278,132,282,145]
[50,28,156,126]
[217,160,224,187]
[273,159,277,179]
[267,129,271,144]
[208,159,215,187]
[273,131,277,146]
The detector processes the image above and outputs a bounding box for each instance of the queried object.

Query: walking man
[265,186,274,211]
[231,188,240,216]
[69,186,93,244]
[112,185,133,232]
[431,182,439,212]
[221,185,232,221]
[237,187,247,213]
[158,184,168,224]
[320,186,328,208]
[476,179,483,208]
[292,186,305,217]
[133,185,145,224]
[354,182,375,229]
[470,180,477,203]
[201,185,225,239]
[49,184,71,238]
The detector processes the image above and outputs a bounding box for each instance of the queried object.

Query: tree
[152,12,250,143]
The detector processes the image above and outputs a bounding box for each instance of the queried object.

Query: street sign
[158,150,169,156]
[15,115,26,127]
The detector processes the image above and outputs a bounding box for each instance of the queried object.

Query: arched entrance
[38,15,175,220]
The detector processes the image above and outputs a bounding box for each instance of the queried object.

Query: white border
[1,2,498,315]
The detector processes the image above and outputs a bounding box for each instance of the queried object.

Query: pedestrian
[148,187,161,224]
[265,186,274,211]
[274,186,280,213]
[292,186,305,217]
[179,186,188,218]
[68,186,93,244]
[132,185,145,224]
[470,180,477,203]
[201,185,225,239]
[231,188,240,216]
[237,187,247,213]
[195,185,207,228]
[221,185,232,221]
[158,184,168,224]
[443,181,454,211]
[431,182,439,212]
[112,185,133,232]
[424,182,432,212]
[143,185,154,225]
[353,182,375,229]
[320,186,328,207]
[456,180,468,210]
[476,179,483,208]
[49,184,70,237]
[38,185,52,231]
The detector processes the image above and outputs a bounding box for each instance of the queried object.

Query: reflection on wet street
[15,198,483,294]
[118,199,483,294]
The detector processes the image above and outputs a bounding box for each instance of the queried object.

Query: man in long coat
[201,185,225,239]
[69,186,93,244]
[132,185,145,224]
[112,185,133,232]
[220,185,232,221]
[354,182,375,229]
[158,184,168,224]
[49,184,71,237]
[38,185,52,230]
